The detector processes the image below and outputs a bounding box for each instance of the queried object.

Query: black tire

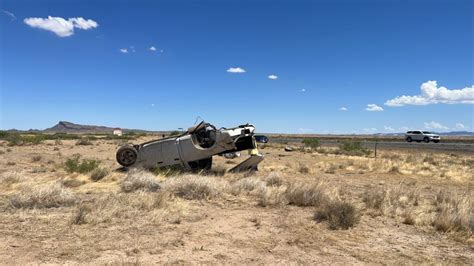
[406,137,412,143]
[416,140,421,143]
[433,140,439,143]
[423,137,430,143]
[116,146,138,167]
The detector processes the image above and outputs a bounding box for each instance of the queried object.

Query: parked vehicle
[405,131,440,143]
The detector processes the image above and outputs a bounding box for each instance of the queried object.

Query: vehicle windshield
[422,131,433,134]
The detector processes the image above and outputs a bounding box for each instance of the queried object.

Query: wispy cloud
[149,46,157,51]
[2,9,16,21]
[226,67,246,73]
[301,89,306,93]
[268,74,278,80]
[119,48,128,53]
[365,104,383,112]
[424,121,448,130]
[385,81,474,106]
[363,128,377,132]
[454,123,468,130]
[339,107,348,111]
[24,16,98,37]
[298,128,313,133]
[384,125,394,131]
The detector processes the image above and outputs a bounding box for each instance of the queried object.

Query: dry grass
[433,190,472,233]
[163,175,223,200]
[0,171,25,185]
[315,200,360,230]
[9,183,76,208]
[285,180,331,207]
[90,167,109,181]
[121,169,161,193]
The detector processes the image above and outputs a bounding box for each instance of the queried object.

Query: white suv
[405,131,440,143]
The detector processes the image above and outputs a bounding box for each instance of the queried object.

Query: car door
[413,131,422,141]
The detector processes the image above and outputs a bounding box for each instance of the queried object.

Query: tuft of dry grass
[0,171,25,185]
[229,177,266,196]
[10,183,76,209]
[284,180,331,207]
[163,175,222,200]
[433,190,472,233]
[121,169,161,193]
[31,155,42,162]
[315,200,360,230]
[298,163,310,174]
[90,168,109,181]
[71,205,91,225]
[265,172,284,187]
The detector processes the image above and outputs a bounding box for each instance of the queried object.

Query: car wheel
[406,137,412,142]
[423,137,430,143]
[116,146,138,167]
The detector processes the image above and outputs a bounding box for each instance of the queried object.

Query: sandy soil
[0,138,472,264]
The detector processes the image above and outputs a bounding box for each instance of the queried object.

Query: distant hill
[43,121,164,134]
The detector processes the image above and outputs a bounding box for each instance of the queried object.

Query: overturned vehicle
[116,121,264,172]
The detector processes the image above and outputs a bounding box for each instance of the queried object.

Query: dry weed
[121,169,161,193]
[163,175,223,200]
[10,183,76,208]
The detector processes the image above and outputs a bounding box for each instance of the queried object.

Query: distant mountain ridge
[43,121,163,134]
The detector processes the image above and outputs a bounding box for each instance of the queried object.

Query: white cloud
[2,9,16,21]
[119,48,128,53]
[400,126,410,131]
[268,74,278,80]
[454,123,467,130]
[339,107,348,111]
[385,81,474,106]
[226,67,246,73]
[384,126,395,131]
[301,89,306,93]
[365,104,383,112]
[24,16,98,37]
[69,17,98,30]
[151,103,155,107]
[424,121,448,130]
[149,46,157,51]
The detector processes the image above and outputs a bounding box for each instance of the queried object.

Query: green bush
[64,155,100,173]
[169,130,182,136]
[338,141,371,156]
[302,138,320,148]
[5,134,45,146]
[75,139,93,146]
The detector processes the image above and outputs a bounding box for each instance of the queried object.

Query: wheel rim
[119,149,137,165]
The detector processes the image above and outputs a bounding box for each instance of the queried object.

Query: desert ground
[0,135,472,264]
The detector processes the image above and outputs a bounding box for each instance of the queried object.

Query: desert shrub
[90,168,109,181]
[169,130,182,136]
[363,189,386,213]
[298,163,310,174]
[314,200,359,230]
[265,172,283,187]
[75,139,93,146]
[230,177,266,195]
[64,155,100,173]
[163,175,222,200]
[0,150,4,155]
[71,205,91,225]
[284,180,329,207]
[0,171,24,184]
[4,133,45,146]
[10,183,76,208]
[121,169,161,193]
[153,165,184,177]
[302,138,320,149]
[338,141,371,156]
[31,155,42,162]
[61,179,86,188]
[433,190,472,232]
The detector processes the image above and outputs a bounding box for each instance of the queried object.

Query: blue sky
[1,0,472,133]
